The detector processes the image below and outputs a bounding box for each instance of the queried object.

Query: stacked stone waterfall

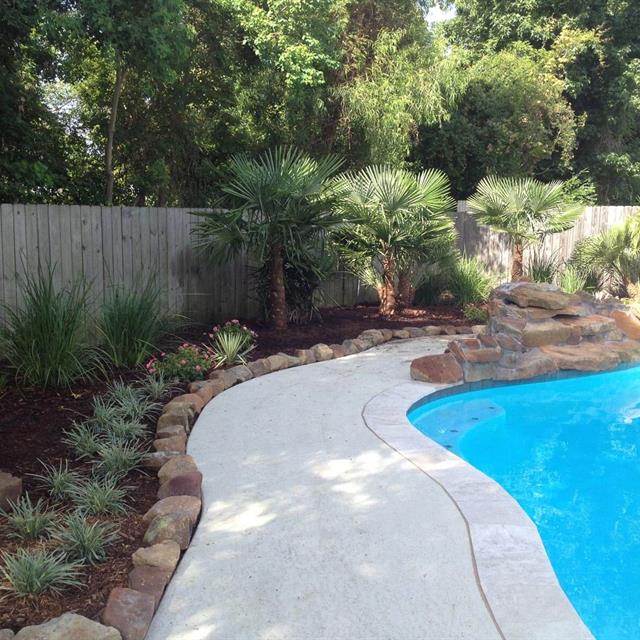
[411,282,640,384]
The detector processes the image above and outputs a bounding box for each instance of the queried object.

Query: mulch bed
[188,303,466,360]
[0,302,463,631]
[0,380,159,631]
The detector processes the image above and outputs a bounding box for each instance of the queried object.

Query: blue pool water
[407,366,640,640]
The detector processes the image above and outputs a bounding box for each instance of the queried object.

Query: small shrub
[98,282,173,368]
[559,265,588,294]
[463,304,489,323]
[0,548,83,596]
[104,418,147,442]
[91,396,125,429]
[139,372,178,402]
[0,269,97,387]
[53,513,118,564]
[105,380,159,421]
[70,476,129,515]
[207,321,257,368]
[63,421,102,459]
[526,249,559,284]
[146,343,212,383]
[448,257,495,306]
[93,440,146,479]
[30,460,81,500]
[1,494,56,540]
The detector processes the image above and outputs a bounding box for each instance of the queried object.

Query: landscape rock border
[2,322,476,639]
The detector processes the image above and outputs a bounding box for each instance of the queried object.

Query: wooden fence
[0,204,373,324]
[0,203,637,323]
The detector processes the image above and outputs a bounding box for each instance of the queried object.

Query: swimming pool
[407,366,640,640]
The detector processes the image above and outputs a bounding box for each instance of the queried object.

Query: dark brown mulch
[188,303,466,360]
[0,380,159,631]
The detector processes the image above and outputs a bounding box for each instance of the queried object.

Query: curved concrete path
[148,337,502,640]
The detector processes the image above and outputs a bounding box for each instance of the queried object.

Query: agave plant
[194,146,344,330]
[468,177,584,281]
[332,166,456,316]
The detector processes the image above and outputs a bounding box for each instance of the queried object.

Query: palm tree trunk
[105,64,126,206]
[396,270,414,309]
[269,242,287,330]
[511,241,524,281]
[379,254,396,317]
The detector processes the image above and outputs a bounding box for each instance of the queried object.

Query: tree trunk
[105,65,126,206]
[511,241,524,281]
[379,254,396,317]
[269,242,288,331]
[396,270,415,310]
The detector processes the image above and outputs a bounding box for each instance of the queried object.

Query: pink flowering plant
[206,320,257,368]
[145,343,212,383]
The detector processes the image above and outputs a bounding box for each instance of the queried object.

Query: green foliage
[417,47,579,194]
[463,304,489,323]
[571,213,640,295]
[0,549,83,597]
[104,380,160,422]
[53,512,119,564]
[195,146,344,327]
[207,322,257,368]
[558,265,588,294]
[139,372,179,402]
[63,422,103,459]
[252,250,336,323]
[468,176,584,278]
[195,146,343,268]
[93,440,146,479]
[526,250,560,284]
[333,165,456,313]
[1,495,57,540]
[338,29,466,165]
[415,256,496,306]
[0,269,97,387]
[30,460,82,501]
[98,282,173,368]
[147,344,212,383]
[447,257,496,306]
[70,475,129,516]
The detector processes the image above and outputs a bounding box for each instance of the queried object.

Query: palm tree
[333,166,456,317]
[571,213,640,297]
[194,147,343,330]
[467,176,585,281]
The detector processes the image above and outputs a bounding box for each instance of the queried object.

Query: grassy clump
[53,513,119,564]
[98,282,172,368]
[93,440,146,479]
[1,494,57,540]
[30,460,82,501]
[0,269,97,387]
[0,548,83,596]
[70,476,129,516]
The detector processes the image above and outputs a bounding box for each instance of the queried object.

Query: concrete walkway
[148,337,502,640]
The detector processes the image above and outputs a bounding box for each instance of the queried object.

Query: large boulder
[410,353,463,384]
[497,282,579,310]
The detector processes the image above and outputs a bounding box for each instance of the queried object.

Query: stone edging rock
[3,323,476,639]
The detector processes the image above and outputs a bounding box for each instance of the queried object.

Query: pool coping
[362,380,595,640]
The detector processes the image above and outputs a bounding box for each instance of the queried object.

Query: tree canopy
[2,0,640,205]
